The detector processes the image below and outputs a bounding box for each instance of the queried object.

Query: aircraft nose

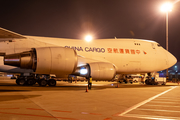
[167,51,177,68]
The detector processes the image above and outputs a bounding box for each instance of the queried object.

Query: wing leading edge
[0,27,26,39]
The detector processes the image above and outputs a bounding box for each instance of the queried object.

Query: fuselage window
[134,43,140,45]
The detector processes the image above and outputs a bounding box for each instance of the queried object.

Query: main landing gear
[15,74,56,87]
[16,75,36,86]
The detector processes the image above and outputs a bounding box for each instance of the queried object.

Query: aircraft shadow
[0,83,178,92]
[0,95,41,102]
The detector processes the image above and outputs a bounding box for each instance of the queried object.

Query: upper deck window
[134,43,140,45]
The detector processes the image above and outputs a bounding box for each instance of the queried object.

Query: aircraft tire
[123,80,127,84]
[27,79,35,86]
[16,79,20,85]
[145,79,149,85]
[48,79,56,86]
[38,79,47,87]
[18,79,26,86]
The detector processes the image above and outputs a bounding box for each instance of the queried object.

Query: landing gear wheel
[38,79,47,86]
[18,79,26,86]
[48,79,56,86]
[16,79,20,85]
[27,79,36,86]
[124,80,127,84]
[145,79,148,85]
[145,79,151,85]
[145,79,158,85]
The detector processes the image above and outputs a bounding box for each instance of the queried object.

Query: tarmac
[0,78,179,120]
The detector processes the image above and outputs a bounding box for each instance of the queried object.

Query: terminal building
[159,61,180,80]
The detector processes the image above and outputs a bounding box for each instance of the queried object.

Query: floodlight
[85,35,93,42]
[160,2,173,12]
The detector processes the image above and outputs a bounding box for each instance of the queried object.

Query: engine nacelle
[4,47,78,76]
[74,62,116,80]
[89,62,116,80]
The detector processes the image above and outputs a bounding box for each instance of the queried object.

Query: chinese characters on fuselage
[65,46,141,54]
[107,48,140,54]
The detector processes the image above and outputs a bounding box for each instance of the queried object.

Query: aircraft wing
[0,27,26,39]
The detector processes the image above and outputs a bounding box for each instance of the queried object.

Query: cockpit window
[157,44,161,47]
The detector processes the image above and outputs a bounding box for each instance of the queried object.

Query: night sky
[0,0,180,60]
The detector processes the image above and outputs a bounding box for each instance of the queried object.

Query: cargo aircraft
[0,27,177,87]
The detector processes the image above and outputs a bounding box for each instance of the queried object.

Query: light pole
[160,2,173,78]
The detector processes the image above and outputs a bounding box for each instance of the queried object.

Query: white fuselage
[0,36,177,74]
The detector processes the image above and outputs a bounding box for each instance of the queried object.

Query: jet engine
[4,47,78,76]
[74,62,116,80]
